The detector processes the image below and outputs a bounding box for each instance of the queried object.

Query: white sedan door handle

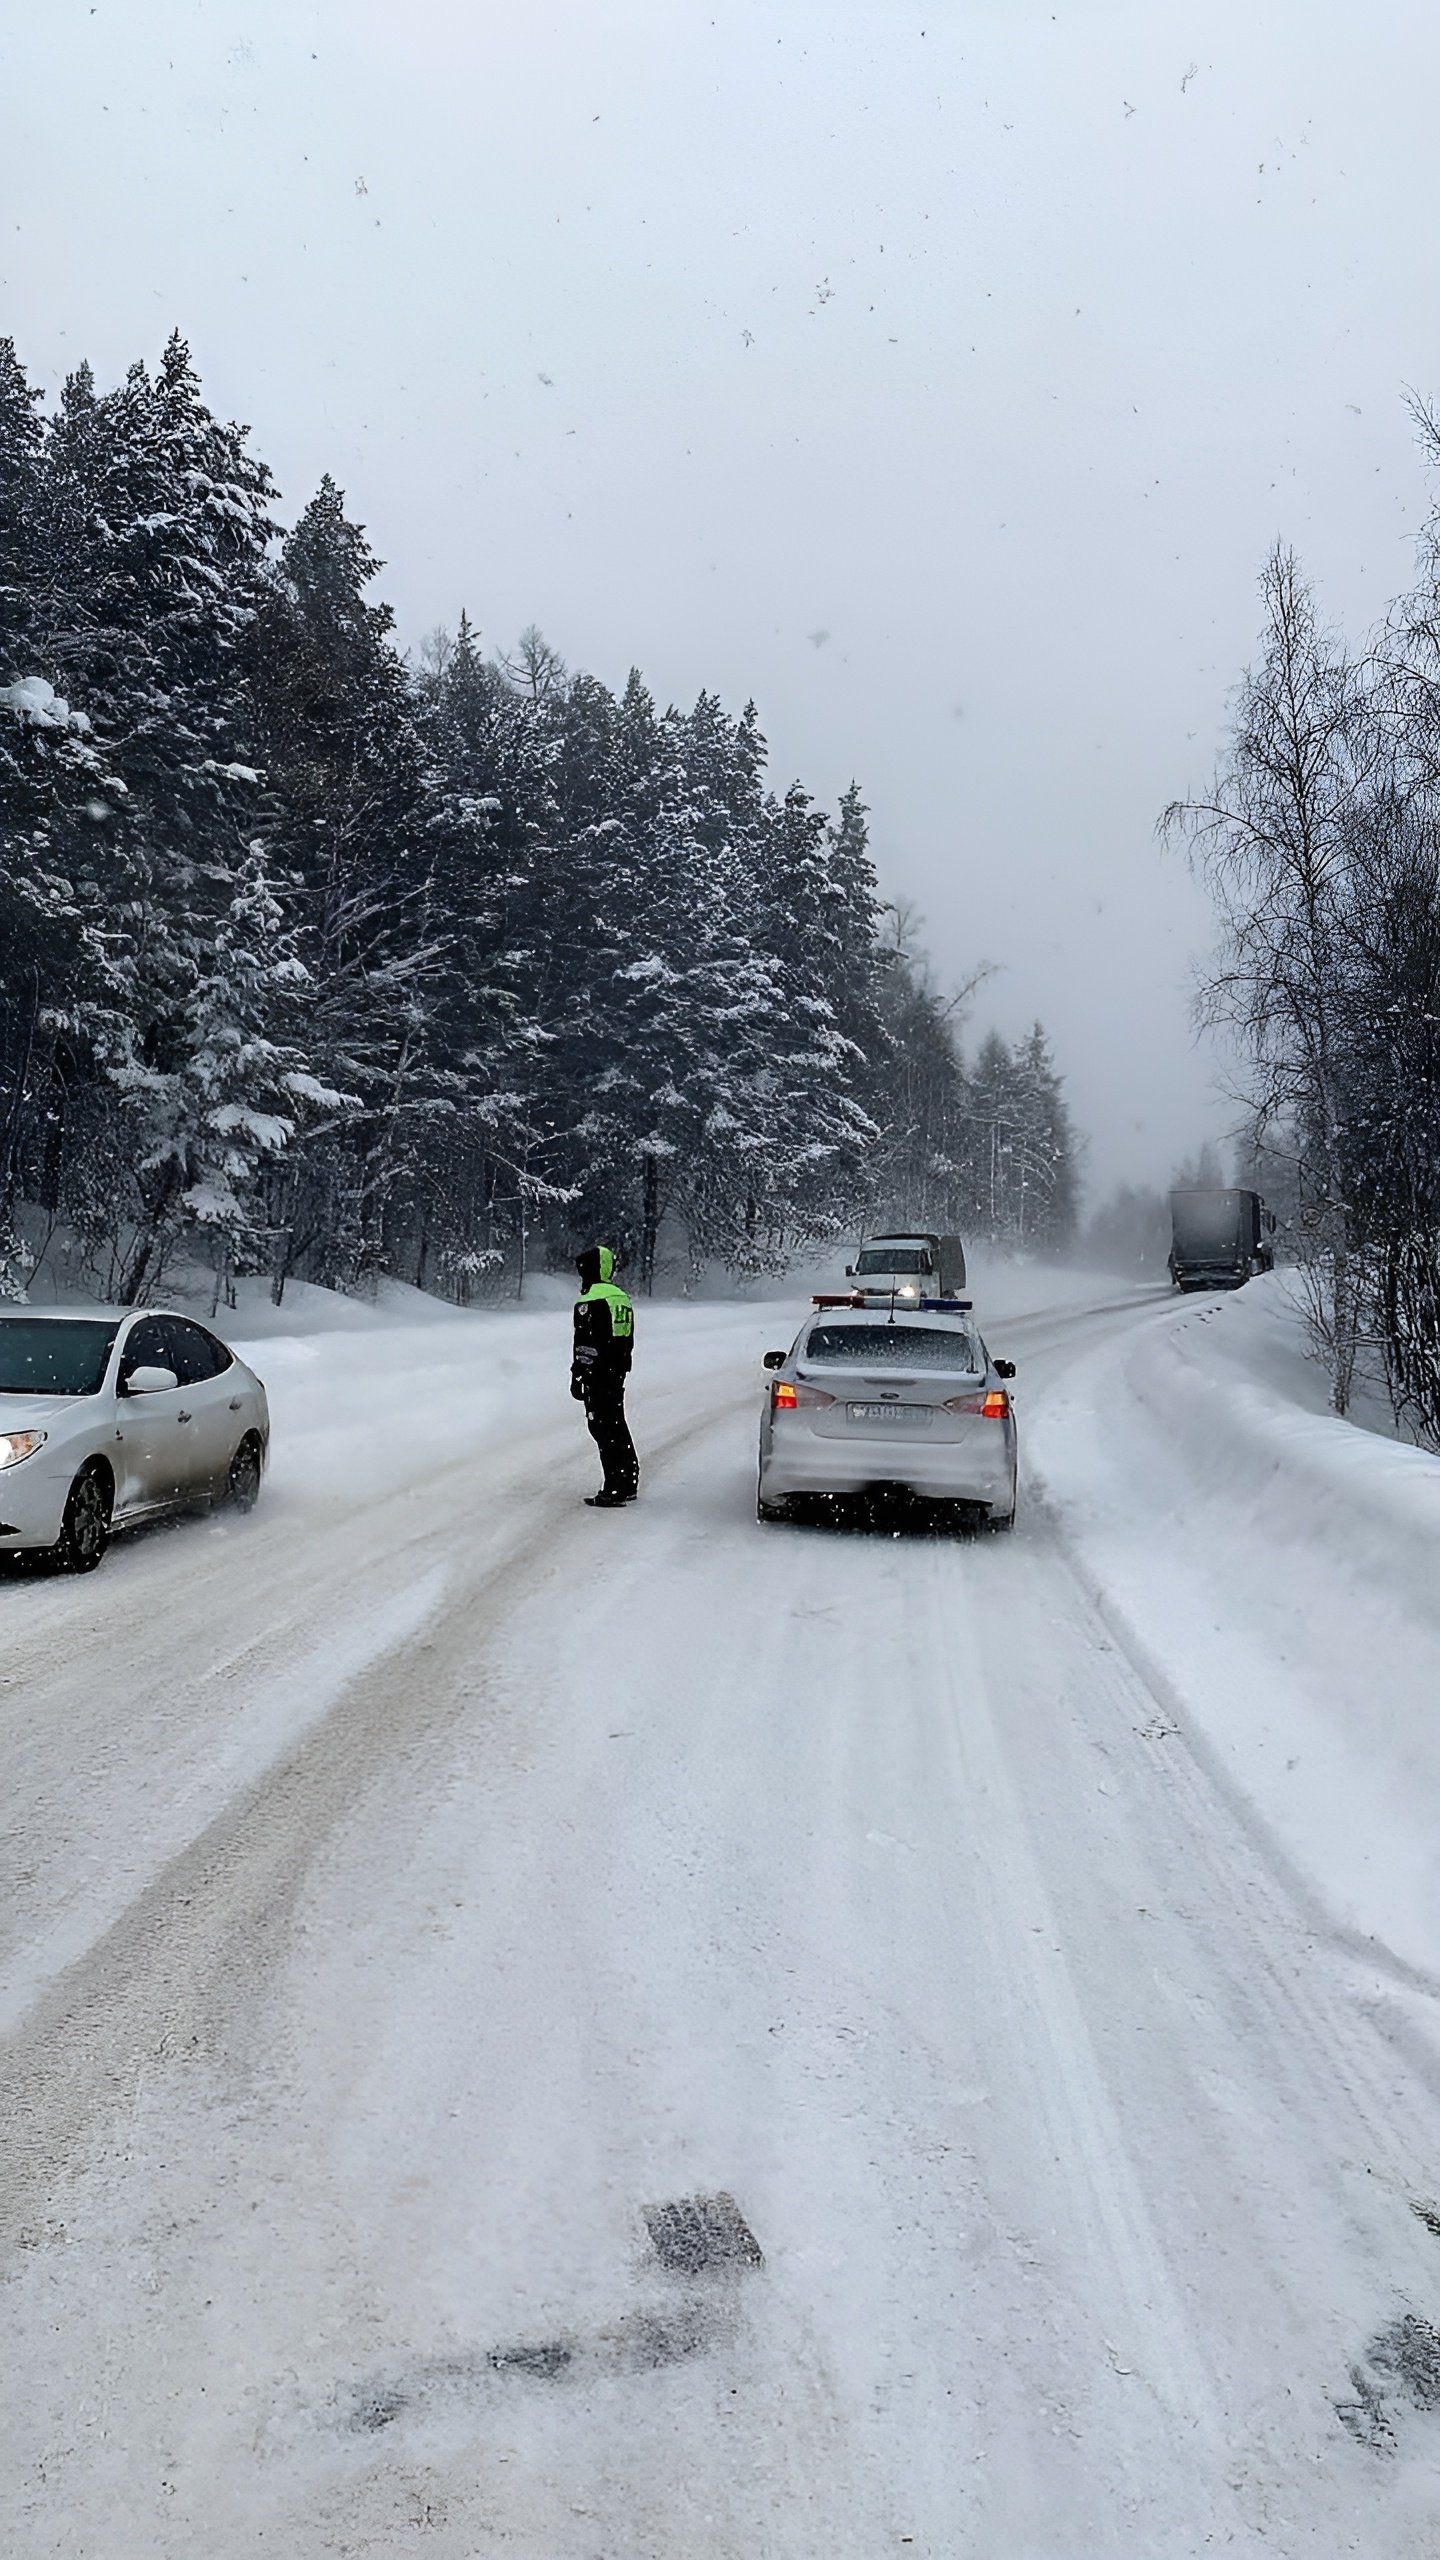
[177,1409,192,1424]
[229,1397,243,1411]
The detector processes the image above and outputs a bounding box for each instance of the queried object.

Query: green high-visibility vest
[583,1282,634,1340]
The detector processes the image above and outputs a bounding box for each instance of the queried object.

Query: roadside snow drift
[1033,1275,1440,1980]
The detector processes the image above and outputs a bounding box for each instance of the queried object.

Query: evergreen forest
[0,334,1077,1304]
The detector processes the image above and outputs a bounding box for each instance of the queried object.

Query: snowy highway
[7,1275,1440,2555]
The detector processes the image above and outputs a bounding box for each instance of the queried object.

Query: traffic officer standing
[571,1243,639,1506]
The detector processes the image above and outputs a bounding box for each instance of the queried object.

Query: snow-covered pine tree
[21,338,286,1299]
[169,838,347,1299]
[0,666,119,1264]
[410,611,576,1292]
[250,476,447,1290]
[665,688,782,1271]
[719,775,877,1261]
[1,344,91,1284]
[1008,1023,1078,1248]
[965,1030,1021,1241]
[867,915,974,1233]
[553,668,695,1284]
[0,338,45,672]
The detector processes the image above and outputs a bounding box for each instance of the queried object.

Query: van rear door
[938,1234,967,1293]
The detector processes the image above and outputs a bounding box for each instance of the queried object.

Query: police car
[756,1292,1017,1529]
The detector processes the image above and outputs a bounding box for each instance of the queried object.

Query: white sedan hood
[0,1395,81,1434]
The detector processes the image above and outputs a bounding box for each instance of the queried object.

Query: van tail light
[943,1388,1010,1419]
[772,1379,836,1411]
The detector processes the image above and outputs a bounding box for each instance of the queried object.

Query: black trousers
[584,1382,639,1497]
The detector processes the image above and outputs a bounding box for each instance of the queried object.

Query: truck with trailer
[1167,1188,1275,1292]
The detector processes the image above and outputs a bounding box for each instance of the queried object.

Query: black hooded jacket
[571,1244,635,1396]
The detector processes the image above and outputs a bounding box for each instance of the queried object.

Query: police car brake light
[943,1387,1010,1419]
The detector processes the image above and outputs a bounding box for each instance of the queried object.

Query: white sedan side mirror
[123,1364,179,1394]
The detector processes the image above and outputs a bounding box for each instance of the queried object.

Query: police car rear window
[804,1324,981,1370]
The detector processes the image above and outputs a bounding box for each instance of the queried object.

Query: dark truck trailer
[1168,1188,1275,1292]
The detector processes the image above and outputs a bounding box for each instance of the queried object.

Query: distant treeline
[1083,1143,1246,1283]
[0,333,1077,1304]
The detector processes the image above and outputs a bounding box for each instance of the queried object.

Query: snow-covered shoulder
[1032,1273,1440,1982]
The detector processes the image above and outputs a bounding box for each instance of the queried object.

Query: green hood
[577,1242,621,1293]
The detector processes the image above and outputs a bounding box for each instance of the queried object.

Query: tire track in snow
[985,1504,1440,2498]
[928,1563,1224,2438]
[0,1374,756,2252]
[0,1565,451,2043]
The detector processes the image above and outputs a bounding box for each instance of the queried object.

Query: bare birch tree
[1162,547,1382,1411]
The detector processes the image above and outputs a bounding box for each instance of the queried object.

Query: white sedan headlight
[0,1430,46,1469]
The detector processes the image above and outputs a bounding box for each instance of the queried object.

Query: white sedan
[0,1308,269,1572]
[756,1301,1018,1529]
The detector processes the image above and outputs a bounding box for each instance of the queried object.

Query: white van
[845,1231,967,1306]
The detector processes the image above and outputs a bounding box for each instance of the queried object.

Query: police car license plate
[847,1402,930,1427]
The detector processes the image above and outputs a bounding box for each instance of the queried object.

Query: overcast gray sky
[5,0,1440,1197]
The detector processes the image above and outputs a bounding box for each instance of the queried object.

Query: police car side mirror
[762,1349,786,1371]
[993,1358,1016,1380]
[843,1264,854,1277]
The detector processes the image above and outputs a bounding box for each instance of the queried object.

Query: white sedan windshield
[855,1247,932,1275]
[0,1318,119,1396]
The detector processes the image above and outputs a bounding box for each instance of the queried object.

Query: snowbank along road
[6,1271,1440,2557]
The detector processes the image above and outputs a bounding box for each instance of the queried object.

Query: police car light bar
[807,1291,972,1313]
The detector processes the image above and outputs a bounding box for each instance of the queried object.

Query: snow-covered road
[7,1278,1440,2554]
